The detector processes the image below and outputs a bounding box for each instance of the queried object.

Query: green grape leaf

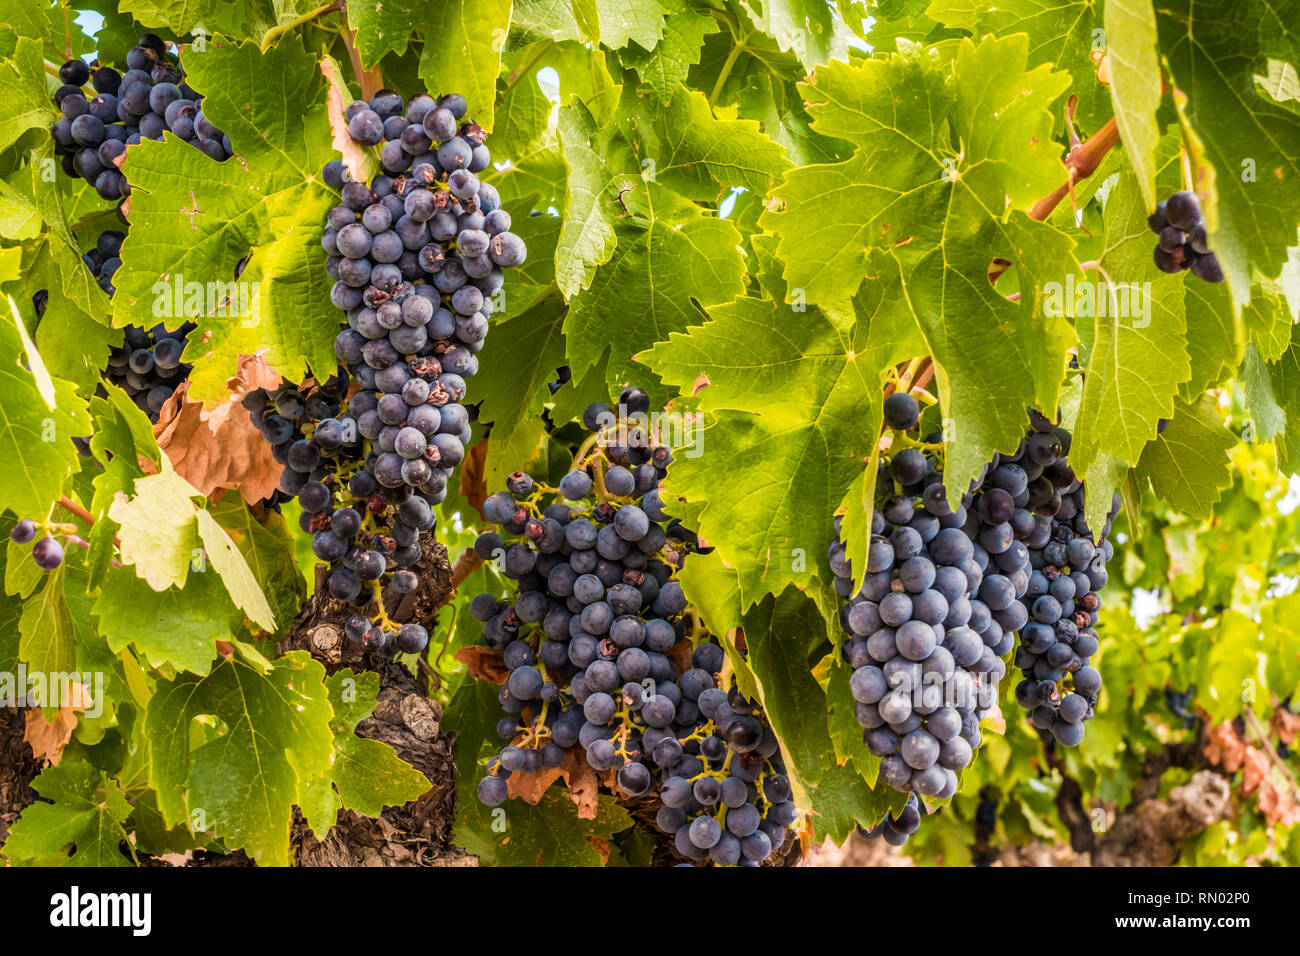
[1241,342,1287,442]
[195,508,276,631]
[737,0,850,72]
[1268,340,1300,471]
[145,652,334,865]
[642,296,877,606]
[4,758,134,867]
[510,0,585,43]
[1156,0,1300,297]
[299,670,430,834]
[1182,280,1241,397]
[1081,451,1129,546]
[622,17,718,103]
[107,466,204,591]
[566,187,746,396]
[1244,267,1299,362]
[1071,169,1189,477]
[803,760,904,845]
[759,37,1078,498]
[207,494,305,637]
[0,178,43,240]
[620,86,792,202]
[6,537,43,599]
[0,38,54,154]
[590,0,665,50]
[1104,0,1162,210]
[93,565,229,675]
[475,295,567,489]
[493,44,561,166]
[736,73,853,168]
[0,0,67,58]
[742,586,838,790]
[347,0,419,66]
[925,0,1107,129]
[835,451,878,597]
[118,0,276,36]
[0,302,92,518]
[7,159,113,333]
[419,0,514,132]
[457,788,632,865]
[554,99,638,298]
[109,38,338,402]
[86,387,161,587]
[18,562,76,677]
[1137,393,1235,518]
[673,547,761,702]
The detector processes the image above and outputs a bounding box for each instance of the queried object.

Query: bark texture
[278,536,471,867]
[0,707,39,848]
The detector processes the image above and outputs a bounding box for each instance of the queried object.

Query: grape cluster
[1165,685,1197,730]
[325,90,526,507]
[1150,190,1223,283]
[103,321,196,421]
[828,427,1013,805]
[472,390,797,865]
[246,91,524,654]
[243,375,433,654]
[50,37,232,200]
[82,228,125,296]
[1008,418,1117,746]
[9,520,67,570]
[860,793,922,846]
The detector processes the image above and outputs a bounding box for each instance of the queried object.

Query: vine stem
[57,495,121,547]
[260,0,344,52]
[708,34,749,107]
[338,20,383,99]
[450,548,484,589]
[989,116,1120,285]
[505,39,556,94]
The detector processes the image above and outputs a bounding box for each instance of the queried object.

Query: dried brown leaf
[23,682,94,765]
[154,358,282,501]
[454,646,509,685]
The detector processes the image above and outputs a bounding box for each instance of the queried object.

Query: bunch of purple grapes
[9,519,68,570]
[1150,190,1223,283]
[242,374,432,656]
[50,35,232,200]
[860,793,922,846]
[82,228,125,296]
[1008,417,1117,746]
[472,389,796,865]
[828,409,1013,807]
[81,225,195,423]
[325,89,527,508]
[103,320,196,421]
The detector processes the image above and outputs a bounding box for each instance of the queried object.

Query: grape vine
[470,390,797,865]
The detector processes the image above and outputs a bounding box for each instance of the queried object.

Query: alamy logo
[49,886,151,936]
[151,274,262,325]
[1041,274,1152,327]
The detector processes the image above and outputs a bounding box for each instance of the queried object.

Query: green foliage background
[0,0,1298,865]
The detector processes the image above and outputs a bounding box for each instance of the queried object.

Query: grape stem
[989,115,1120,284]
[709,34,751,108]
[260,0,344,52]
[337,19,384,99]
[57,495,121,548]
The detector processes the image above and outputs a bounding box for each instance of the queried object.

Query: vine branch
[989,115,1121,285]
[261,0,344,52]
